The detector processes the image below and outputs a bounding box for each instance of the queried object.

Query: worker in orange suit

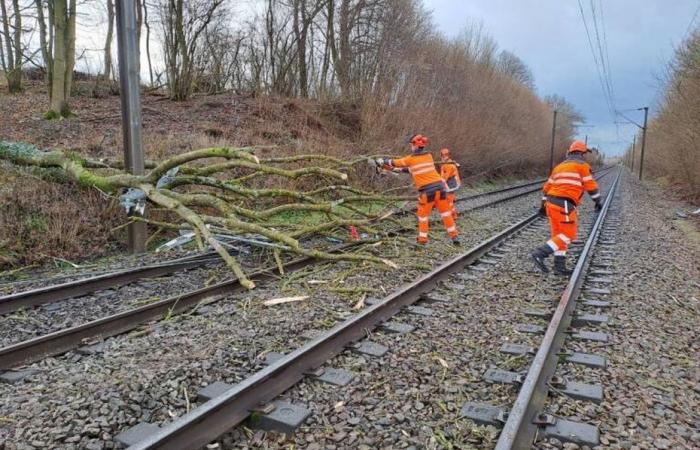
[439,148,461,220]
[376,134,460,245]
[531,140,602,275]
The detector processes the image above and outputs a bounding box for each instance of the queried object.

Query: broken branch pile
[0,141,409,288]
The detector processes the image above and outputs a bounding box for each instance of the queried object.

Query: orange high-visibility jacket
[440,161,461,192]
[390,150,445,191]
[543,154,600,205]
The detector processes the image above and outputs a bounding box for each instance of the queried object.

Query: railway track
[0,169,612,315]
[0,175,550,312]
[115,168,620,450]
[1,172,618,372]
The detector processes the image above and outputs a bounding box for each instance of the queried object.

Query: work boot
[553,255,573,276]
[451,237,461,246]
[530,246,553,273]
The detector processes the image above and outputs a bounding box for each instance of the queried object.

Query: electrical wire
[589,0,616,114]
[577,0,615,117]
[596,0,616,107]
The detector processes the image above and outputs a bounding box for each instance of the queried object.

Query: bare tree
[46,0,77,118]
[497,50,535,89]
[102,0,114,80]
[291,0,325,97]
[34,0,52,87]
[0,0,22,92]
[142,0,154,86]
[158,0,225,100]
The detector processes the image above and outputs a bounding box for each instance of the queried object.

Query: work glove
[538,200,547,217]
[594,200,603,212]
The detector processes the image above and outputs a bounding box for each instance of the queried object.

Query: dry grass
[0,163,124,267]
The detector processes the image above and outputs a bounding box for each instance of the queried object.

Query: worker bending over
[531,140,602,275]
[376,134,460,245]
[439,148,461,219]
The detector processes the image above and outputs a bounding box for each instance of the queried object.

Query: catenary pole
[638,106,649,181]
[630,135,636,172]
[116,0,146,253]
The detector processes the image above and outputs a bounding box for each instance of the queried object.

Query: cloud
[423,0,699,155]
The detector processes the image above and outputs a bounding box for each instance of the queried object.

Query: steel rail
[0,174,569,316]
[0,243,365,370]
[127,212,541,450]
[495,168,621,450]
[0,252,218,315]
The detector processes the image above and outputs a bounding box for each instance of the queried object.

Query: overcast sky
[424,0,700,155]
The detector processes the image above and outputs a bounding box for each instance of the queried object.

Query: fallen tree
[0,141,410,288]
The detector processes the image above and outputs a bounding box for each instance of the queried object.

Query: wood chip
[353,295,366,310]
[262,295,309,306]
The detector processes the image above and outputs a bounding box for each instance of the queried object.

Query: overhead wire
[576,0,615,117]
[589,0,616,115]
[596,0,616,108]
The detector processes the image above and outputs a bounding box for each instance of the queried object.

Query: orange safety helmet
[410,134,428,148]
[568,140,589,153]
[440,148,451,158]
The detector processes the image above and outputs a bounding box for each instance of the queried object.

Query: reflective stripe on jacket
[543,154,600,205]
[390,150,445,191]
[440,161,461,192]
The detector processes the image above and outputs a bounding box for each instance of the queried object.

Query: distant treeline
[1,0,584,176]
[624,27,700,201]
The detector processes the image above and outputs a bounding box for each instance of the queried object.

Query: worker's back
[544,154,597,205]
[393,150,444,191]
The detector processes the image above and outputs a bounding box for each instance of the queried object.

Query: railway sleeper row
[465,174,621,449]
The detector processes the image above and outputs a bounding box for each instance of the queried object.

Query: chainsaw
[368,157,405,176]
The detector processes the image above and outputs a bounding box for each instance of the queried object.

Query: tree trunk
[142,0,154,86]
[48,0,76,118]
[0,0,13,71]
[34,0,52,87]
[336,0,352,98]
[49,0,67,116]
[1,0,22,93]
[63,0,76,102]
[319,0,333,94]
[103,0,114,80]
[8,0,21,92]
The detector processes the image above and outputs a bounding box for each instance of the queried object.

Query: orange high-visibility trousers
[417,190,458,243]
[446,192,458,219]
[545,202,577,255]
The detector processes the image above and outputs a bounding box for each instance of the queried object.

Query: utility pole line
[630,135,636,172]
[116,0,146,253]
[549,110,558,173]
[638,106,649,181]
